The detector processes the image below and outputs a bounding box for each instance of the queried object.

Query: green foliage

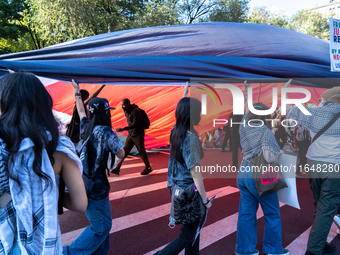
[290,9,329,40]
[0,33,33,54]
[247,6,289,28]
[132,0,181,28]
[209,0,249,23]
[0,0,28,40]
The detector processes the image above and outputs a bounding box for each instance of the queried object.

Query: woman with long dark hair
[63,80,124,255]
[235,102,289,255]
[156,97,211,255]
[0,72,87,254]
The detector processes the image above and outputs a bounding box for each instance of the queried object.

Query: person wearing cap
[286,86,340,255]
[111,98,152,175]
[63,80,125,255]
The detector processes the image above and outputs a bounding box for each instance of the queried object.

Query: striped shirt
[0,140,8,197]
[287,104,340,164]
[239,114,281,163]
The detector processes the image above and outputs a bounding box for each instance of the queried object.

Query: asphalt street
[59,146,340,255]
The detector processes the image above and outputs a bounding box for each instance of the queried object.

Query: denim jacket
[167,132,201,190]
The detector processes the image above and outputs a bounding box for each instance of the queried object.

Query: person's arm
[116,148,124,159]
[72,79,87,120]
[244,80,250,113]
[262,129,281,163]
[183,82,189,98]
[57,151,87,212]
[84,85,106,106]
[190,166,211,209]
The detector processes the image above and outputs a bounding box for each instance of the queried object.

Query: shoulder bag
[251,129,288,197]
[169,161,205,228]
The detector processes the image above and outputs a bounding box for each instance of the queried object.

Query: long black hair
[0,72,59,187]
[83,108,112,169]
[170,97,203,164]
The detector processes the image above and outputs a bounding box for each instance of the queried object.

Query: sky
[249,0,331,17]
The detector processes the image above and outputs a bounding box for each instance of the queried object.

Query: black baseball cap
[88,97,115,114]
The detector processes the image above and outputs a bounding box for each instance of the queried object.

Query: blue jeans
[155,221,199,255]
[236,161,284,254]
[63,196,112,255]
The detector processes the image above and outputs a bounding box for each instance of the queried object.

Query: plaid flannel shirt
[239,114,281,162]
[286,103,340,137]
[0,140,8,196]
[0,136,81,255]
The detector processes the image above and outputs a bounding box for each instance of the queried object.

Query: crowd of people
[0,72,340,255]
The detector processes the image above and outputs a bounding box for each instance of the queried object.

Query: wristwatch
[203,198,209,205]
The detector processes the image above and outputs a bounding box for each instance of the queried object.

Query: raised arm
[244,80,250,113]
[182,82,189,98]
[84,84,106,106]
[72,79,87,120]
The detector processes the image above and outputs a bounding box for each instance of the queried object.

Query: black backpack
[138,108,151,129]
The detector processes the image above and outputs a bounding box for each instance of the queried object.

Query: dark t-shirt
[80,117,124,200]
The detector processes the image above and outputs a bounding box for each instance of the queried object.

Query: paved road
[59,147,340,255]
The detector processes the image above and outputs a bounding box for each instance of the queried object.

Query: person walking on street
[155,97,211,255]
[111,98,152,175]
[287,87,340,255]
[63,80,125,255]
[236,102,289,255]
[0,73,87,254]
[230,113,242,168]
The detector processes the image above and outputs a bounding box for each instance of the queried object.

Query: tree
[28,0,147,46]
[209,0,249,23]
[180,0,216,24]
[0,0,28,40]
[132,0,181,28]
[248,6,289,28]
[290,9,329,40]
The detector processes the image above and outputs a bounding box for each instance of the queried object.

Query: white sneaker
[267,249,289,255]
[334,214,340,230]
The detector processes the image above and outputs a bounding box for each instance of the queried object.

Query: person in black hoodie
[112,98,152,175]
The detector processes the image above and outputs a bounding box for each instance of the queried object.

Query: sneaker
[334,215,340,230]
[324,242,336,253]
[141,167,152,175]
[110,167,120,175]
[267,249,289,255]
[235,249,259,255]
